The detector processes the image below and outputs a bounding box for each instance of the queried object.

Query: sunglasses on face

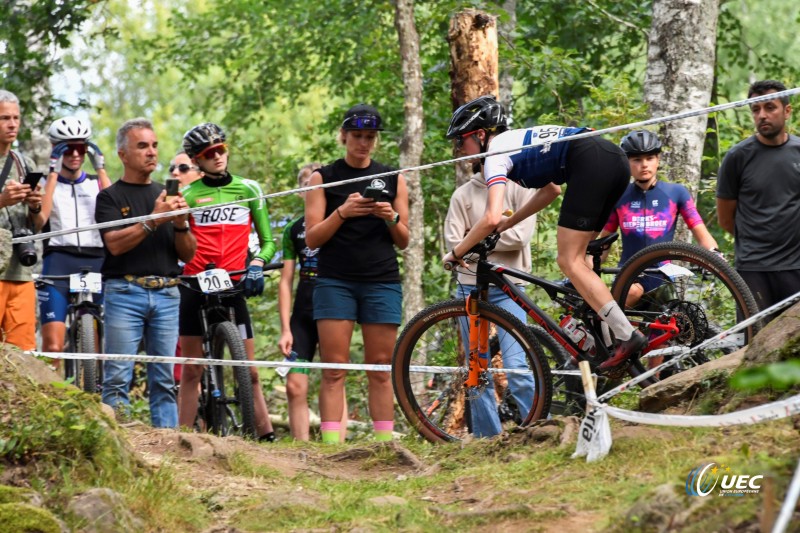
[66,143,87,155]
[168,163,200,173]
[342,115,381,130]
[198,143,228,160]
[454,130,482,150]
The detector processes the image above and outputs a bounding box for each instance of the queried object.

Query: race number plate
[69,272,102,294]
[658,263,694,280]
[197,269,233,293]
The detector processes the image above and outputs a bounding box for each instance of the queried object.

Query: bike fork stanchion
[465,292,489,388]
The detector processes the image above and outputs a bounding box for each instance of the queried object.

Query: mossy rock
[0,485,41,506]
[0,502,61,533]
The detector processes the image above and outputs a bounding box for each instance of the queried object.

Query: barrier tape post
[772,455,800,533]
[572,361,612,462]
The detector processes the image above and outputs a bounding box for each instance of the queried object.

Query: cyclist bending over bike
[177,123,278,441]
[442,95,645,370]
[38,117,110,362]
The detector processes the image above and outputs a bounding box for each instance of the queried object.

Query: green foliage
[0,1,103,133]
[730,359,800,392]
[0,384,108,464]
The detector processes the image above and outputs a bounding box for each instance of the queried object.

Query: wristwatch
[173,220,191,233]
[386,211,400,226]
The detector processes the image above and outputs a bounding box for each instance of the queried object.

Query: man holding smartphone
[177,122,279,441]
[0,89,41,350]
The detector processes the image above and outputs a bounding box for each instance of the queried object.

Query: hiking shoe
[599,330,647,370]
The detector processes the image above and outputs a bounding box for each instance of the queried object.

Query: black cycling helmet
[183,122,227,158]
[446,95,508,139]
[620,130,662,156]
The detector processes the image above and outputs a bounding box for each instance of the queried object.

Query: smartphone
[363,185,386,201]
[22,172,44,189]
[165,177,180,199]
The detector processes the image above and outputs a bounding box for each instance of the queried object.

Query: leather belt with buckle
[123,275,181,289]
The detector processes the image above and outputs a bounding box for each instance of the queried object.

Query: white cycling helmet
[48,116,92,143]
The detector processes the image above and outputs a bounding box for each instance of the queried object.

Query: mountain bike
[179,262,282,438]
[392,233,759,443]
[34,268,104,393]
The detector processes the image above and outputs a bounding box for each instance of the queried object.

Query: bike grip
[444,261,455,271]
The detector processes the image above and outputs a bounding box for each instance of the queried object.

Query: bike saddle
[586,233,619,256]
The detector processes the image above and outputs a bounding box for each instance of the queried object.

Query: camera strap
[0,152,14,190]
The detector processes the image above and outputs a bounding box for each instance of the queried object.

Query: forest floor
[2,348,800,532]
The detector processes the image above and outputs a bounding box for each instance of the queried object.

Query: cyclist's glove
[49,142,69,174]
[243,264,264,297]
[87,141,105,171]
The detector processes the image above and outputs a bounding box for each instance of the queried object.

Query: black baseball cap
[342,103,384,131]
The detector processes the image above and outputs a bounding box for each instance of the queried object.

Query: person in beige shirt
[444,172,537,437]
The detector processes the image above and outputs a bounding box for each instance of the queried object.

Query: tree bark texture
[393,0,426,321]
[448,10,499,187]
[498,0,516,121]
[644,0,719,230]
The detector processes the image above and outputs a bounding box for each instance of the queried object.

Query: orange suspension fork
[465,291,489,388]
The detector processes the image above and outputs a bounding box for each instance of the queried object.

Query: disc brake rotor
[665,300,709,345]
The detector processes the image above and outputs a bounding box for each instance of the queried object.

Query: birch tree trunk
[393,0,426,321]
[644,0,719,241]
[448,10,499,187]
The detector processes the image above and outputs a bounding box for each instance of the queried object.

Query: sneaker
[599,330,647,370]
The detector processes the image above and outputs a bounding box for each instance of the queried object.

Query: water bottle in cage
[559,315,596,356]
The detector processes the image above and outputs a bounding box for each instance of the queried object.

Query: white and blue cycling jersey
[483,125,590,189]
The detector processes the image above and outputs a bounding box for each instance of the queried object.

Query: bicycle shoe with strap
[599,330,647,370]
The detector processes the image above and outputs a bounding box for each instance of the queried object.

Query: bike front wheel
[611,241,760,376]
[209,321,257,438]
[76,314,99,393]
[392,299,552,443]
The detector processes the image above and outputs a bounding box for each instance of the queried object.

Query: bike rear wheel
[611,241,760,376]
[209,321,257,438]
[392,299,552,443]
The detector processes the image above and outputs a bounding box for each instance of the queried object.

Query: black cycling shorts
[290,303,319,362]
[559,137,630,232]
[178,285,254,339]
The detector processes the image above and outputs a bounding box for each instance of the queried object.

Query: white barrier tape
[587,392,800,428]
[596,289,800,403]
[773,455,800,533]
[25,351,582,376]
[15,87,800,245]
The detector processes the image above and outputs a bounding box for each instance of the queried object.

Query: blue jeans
[456,285,535,438]
[102,279,180,428]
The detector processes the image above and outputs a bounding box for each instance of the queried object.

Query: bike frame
[462,250,682,386]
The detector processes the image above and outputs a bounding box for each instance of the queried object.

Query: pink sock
[321,421,341,443]
[373,420,393,442]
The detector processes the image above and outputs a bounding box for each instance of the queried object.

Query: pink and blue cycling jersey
[603,181,704,264]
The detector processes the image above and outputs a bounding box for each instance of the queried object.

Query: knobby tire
[210,321,256,438]
[392,299,552,443]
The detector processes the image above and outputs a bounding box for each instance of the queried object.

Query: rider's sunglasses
[342,114,381,130]
[169,163,200,174]
[198,143,228,160]
[66,143,87,155]
[455,130,480,150]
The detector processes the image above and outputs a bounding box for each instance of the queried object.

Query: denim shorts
[313,278,402,325]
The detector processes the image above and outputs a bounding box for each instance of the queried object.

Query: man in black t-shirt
[717,80,800,316]
[94,118,196,428]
